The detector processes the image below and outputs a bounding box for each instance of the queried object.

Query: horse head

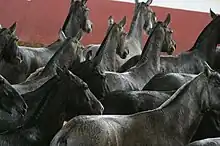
[63,0,93,38]
[135,0,157,35]
[0,22,22,65]
[160,14,176,55]
[56,67,104,120]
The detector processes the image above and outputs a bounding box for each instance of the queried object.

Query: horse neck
[63,13,82,38]
[190,18,220,63]
[46,40,63,52]
[43,40,82,78]
[23,78,67,142]
[127,9,144,47]
[100,34,118,71]
[157,74,208,144]
[128,27,163,89]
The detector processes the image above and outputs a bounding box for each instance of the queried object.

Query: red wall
[0,0,213,54]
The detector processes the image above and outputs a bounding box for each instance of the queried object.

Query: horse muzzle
[84,20,93,33]
[168,44,176,55]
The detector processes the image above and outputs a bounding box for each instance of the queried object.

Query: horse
[84,16,129,72]
[0,74,27,134]
[186,138,220,146]
[11,31,84,95]
[50,63,220,146]
[70,14,176,99]
[0,67,103,146]
[83,0,161,71]
[0,0,92,84]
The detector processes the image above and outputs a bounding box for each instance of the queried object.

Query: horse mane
[94,23,115,58]
[127,3,141,37]
[188,16,220,51]
[62,6,73,31]
[62,1,82,31]
[41,37,72,76]
[135,22,162,65]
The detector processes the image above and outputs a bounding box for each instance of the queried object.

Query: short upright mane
[138,22,162,60]
[62,5,73,31]
[127,3,141,37]
[188,16,220,51]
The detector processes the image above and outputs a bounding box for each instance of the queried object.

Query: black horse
[0,74,27,134]
[0,67,103,146]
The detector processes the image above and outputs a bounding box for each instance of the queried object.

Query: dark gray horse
[11,31,84,95]
[83,0,159,70]
[96,17,128,71]
[50,62,220,146]
[158,10,220,74]
[0,74,27,134]
[71,14,174,99]
[47,0,93,49]
[25,30,84,81]
[82,15,115,60]
[118,13,176,73]
[70,14,175,99]
[84,16,129,72]
[141,9,220,91]
[186,138,220,146]
[0,0,92,84]
[0,67,103,146]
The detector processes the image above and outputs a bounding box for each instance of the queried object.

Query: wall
[0,0,219,54]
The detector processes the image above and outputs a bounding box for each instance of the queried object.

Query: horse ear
[164,13,171,27]
[210,8,217,19]
[203,61,214,77]
[146,0,153,5]
[82,0,88,5]
[108,16,114,27]
[9,22,17,34]
[118,16,126,28]
[58,29,67,42]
